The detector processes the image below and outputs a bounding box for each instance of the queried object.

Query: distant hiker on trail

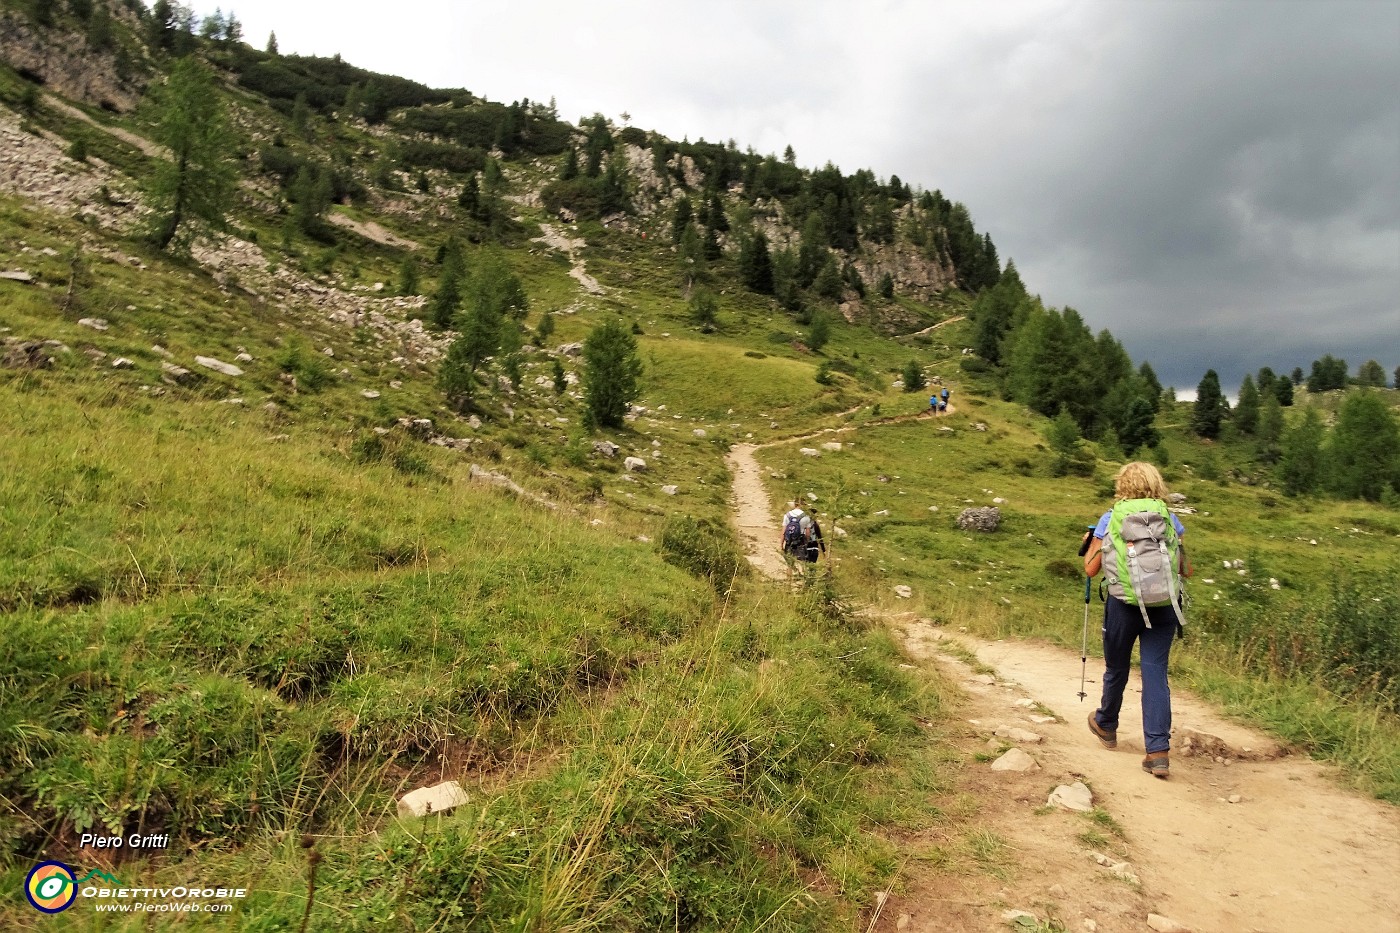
[930,394,939,414]
[941,386,950,405]
[780,501,826,573]
[1081,461,1192,780]
[937,397,948,414]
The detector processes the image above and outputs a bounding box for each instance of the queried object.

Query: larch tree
[1190,370,1229,439]
[145,57,238,254]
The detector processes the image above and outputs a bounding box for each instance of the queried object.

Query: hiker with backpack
[1080,462,1192,779]
[780,501,826,572]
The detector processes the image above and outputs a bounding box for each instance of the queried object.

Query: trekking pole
[1075,525,1095,701]
[1078,574,1091,701]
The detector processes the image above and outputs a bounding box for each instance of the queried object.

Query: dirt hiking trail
[726,433,1400,933]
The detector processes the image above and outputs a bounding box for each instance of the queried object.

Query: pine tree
[677,224,706,287]
[560,147,579,180]
[266,31,278,55]
[1256,366,1277,399]
[583,318,643,429]
[1118,397,1161,455]
[807,311,831,351]
[552,357,567,393]
[1279,408,1325,496]
[739,231,774,294]
[1357,359,1387,387]
[145,58,238,253]
[1291,367,1304,385]
[689,290,718,330]
[670,197,692,244]
[430,239,465,329]
[1138,361,1163,412]
[1257,394,1284,464]
[1046,409,1090,477]
[706,193,728,232]
[1234,374,1260,434]
[1274,377,1294,407]
[797,213,828,288]
[1190,369,1228,439]
[877,272,894,301]
[1326,392,1400,500]
[458,174,481,216]
[902,359,926,392]
[397,257,419,297]
[812,254,843,301]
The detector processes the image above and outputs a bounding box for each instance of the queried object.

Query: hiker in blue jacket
[1081,461,1192,779]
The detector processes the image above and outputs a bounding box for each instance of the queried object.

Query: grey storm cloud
[222,0,1399,392]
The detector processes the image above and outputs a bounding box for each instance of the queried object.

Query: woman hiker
[1081,461,1192,778]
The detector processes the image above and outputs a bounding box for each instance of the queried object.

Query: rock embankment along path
[727,425,1400,933]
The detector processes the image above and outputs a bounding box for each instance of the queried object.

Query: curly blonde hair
[1114,461,1170,501]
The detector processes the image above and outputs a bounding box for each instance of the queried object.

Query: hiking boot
[1087,712,1117,750]
[1142,751,1170,779]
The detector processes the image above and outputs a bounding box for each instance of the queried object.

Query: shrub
[660,516,746,594]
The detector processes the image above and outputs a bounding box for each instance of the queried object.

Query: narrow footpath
[726,426,1400,933]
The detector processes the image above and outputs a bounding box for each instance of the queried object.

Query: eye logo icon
[25,861,78,913]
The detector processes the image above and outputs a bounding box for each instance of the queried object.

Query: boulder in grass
[397,780,469,818]
[195,356,244,377]
[624,456,647,473]
[956,506,1001,532]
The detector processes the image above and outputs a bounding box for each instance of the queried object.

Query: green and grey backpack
[1101,498,1187,628]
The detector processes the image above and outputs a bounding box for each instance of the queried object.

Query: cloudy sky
[220,0,1398,393]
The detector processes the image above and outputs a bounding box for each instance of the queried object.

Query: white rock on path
[1049,781,1094,811]
[397,780,470,818]
[1147,913,1192,933]
[995,725,1043,744]
[990,747,1040,772]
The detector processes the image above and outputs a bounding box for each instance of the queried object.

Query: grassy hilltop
[2,3,1398,928]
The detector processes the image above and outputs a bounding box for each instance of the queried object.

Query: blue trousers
[1093,595,1178,754]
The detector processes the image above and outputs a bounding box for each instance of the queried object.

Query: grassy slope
[1,42,1396,930]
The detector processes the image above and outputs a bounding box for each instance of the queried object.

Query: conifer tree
[1234,374,1260,434]
[689,289,718,330]
[807,310,831,351]
[877,272,894,301]
[670,197,692,245]
[397,257,419,297]
[582,318,643,428]
[706,193,728,232]
[430,239,465,329]
[770,246,801,311]
[902,359,926,392]
[813,254,843,301]
[1118,397,1160,455]
[739,231,774,294]
[1256,366,1277,399]
[702,225,722,262]
[1357,359,1387,387]
[1257,394,1284,464]
[1326,392,1400,500]
[797,213,828,288]
[1138,361,1163,413]
[560,147,579,180]
[678,224,706,287]
[1190,369,1228,439]
[1279,408,1325,496]
[145,58,237,253]
[266,31,278,55]
[1274,377,1294,407]
[1291,367,1304,385]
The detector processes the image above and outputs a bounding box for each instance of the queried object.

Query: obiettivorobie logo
[24,860,248,916]
[25,862,124,914]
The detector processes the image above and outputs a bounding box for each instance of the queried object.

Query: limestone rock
[0,270,34,282]
[397,780,469,818]
[661,485,678,496]
[799,447,820,457]
[624,456,647,472]
[77,317,110,331]
[1049,781,1094,812]
[1147,914,1191,933]
[995,725,1043,744]
[160,362,198,386]
[956,506,1001,532]
[361,390,381,399]
[990,748,1040,772]
[894,585,912,598]
[593,440,619,457]
[194,355,244,377]
[110,357,134,369]
[821,442,843,451]
[692,428,706,438]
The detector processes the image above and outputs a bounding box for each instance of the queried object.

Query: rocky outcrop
[0,12,145,113]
